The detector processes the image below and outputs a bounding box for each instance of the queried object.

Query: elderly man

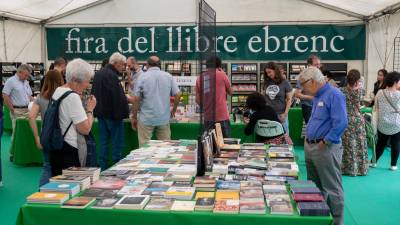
[298,67,347,225]
[131,56,181,147]
[92,52,129,170]
[295,54,321,124]
[3,64,34,160]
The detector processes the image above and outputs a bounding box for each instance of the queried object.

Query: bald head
[147,56,161,68]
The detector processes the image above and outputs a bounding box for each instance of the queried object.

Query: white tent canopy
[1,0,400,23]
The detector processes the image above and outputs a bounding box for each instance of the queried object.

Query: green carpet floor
[1,132,400,225]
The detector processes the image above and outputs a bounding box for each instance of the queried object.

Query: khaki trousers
[137,120,171,147]
[10,108,29,155]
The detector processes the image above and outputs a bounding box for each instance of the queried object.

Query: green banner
[46,24,365,61]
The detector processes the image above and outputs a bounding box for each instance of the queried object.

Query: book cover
[144,198,174,211]
[240,189,264,199]
[115,195,150,210]
[291,187,321,194]
[297,202,330,216]
[61,197,95,209]
[216,180,240,190]
[213,200,239,213]
[292,193,324,202]
[173,181,193,187]
[170,200,196,211]
[239,199,266,214]
[91,178,126,190]
[215,191,239,200]
[270,201,293,215]
[81,188,119,199]
[195,192,215,199]
[195,198,215,210]
[27,192,69,204]
[91,197,121,209]
[117,185,147,196]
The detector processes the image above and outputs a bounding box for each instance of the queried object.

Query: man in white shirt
[2,64,34,161]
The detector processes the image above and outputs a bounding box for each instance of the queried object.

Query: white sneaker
[369,163,377,168]
[0,181,3,187]
[390,166,398,171]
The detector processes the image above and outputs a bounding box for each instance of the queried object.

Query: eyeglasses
[301,79,312,86]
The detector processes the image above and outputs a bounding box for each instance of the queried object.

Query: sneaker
[369,163,377,168]
[390,166,398,171]
[0,182,3,187]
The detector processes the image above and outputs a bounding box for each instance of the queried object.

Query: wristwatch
[86,111,93,115]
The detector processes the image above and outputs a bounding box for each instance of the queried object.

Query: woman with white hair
[49,58,97,176]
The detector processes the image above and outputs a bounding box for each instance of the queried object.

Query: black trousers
[49,141,80,176]
[375,131,400,166]
[301,104,312,124]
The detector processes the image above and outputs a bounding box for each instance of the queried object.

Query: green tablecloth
[10,119,258,166]
[16,203,332,225]
[3,106,12,131]
[9,108,306,166]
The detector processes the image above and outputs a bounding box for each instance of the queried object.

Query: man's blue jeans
[98,118,124,170]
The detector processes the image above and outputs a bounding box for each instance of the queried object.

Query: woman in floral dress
[341,69,368,176]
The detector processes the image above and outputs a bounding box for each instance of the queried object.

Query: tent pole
[2,17,7,61]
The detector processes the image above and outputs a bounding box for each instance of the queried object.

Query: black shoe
[9,155,14,162]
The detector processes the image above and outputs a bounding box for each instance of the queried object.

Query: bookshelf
[321,63,347,87]
[27,63,45,96]
[1,62,20,84]
[288,63,307,88]
[230,63,258,112]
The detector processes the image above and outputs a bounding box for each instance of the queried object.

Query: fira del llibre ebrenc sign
[46,24,365,61]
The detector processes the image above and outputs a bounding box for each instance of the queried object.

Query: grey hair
[109,52,127,64]
[298,67,325,84]
[65,58,94,83]
[17,64,32,74]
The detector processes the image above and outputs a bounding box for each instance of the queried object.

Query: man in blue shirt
[131,56,181,147]
[298,67,348,225]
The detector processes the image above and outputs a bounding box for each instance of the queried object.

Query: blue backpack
[41,91,74,151]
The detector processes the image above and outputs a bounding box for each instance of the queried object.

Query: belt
[306,138,324,144]
[14,106,28,109]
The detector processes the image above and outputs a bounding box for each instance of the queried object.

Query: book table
[16,203,333,225]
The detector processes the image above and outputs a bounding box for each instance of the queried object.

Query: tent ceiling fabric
[312,0,400,16]
[0,0,399,23]
[0,0,103,22]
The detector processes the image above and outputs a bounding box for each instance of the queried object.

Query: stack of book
[50,175,91,190]
[142,181,174,196]
[164,186,196,200]
[263,182,293,215]
[62,167,101,183]
[39,182,80,197]
[193,176,216,191]
[145,198,174,211]
[239,181,265,214]
[61,197,96,209]
[214,191,240,214]
[27,192,69,204]
[114,195,150,210]
[171,200,196,211]
[266,145,298,181]
[216,180,240,191]
[194,192,215,211]
[288,180,331,216]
